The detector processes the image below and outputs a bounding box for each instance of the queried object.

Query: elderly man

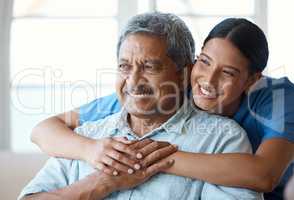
[19,12,262,200]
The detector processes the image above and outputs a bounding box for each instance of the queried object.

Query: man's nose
[127,67,143,86]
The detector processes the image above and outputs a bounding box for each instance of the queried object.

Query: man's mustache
[126,85,154,95]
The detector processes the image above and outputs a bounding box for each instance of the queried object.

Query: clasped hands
[84,137,178,190]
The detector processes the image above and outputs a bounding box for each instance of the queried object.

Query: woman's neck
[215,96,243,117]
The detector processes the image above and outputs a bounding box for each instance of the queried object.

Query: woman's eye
[199,58,210,66]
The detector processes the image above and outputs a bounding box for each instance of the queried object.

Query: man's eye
[145,65,161,73]
[145,65,155,70]
[222,70,235,77]
[118,64,130,71]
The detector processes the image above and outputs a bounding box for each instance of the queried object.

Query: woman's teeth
[200,86,217,98]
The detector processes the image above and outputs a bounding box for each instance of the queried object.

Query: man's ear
[244,72,262,94]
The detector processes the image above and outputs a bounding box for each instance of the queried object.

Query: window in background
[266,0,294,82]
[11,0,119,152]
[154,0,255,54]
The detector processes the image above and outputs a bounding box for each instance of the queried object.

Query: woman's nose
[206,69,219,86]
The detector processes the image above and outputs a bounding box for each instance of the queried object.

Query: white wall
[0,152,48,200]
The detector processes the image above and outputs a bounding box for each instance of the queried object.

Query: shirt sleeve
[257,88,294,142]
[78,93,121,125]
[254,77,294,142]
[18,158,72,200]
[202,119,263,200]
[201,183,263,200]
[213,118,252,154]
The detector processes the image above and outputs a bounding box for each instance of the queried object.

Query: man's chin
[125,105,157,117]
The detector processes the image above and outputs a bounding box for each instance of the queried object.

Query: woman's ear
[244,72,262,94]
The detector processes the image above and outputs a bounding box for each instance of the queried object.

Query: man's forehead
[118,57,163,65]
[120,34,166,51]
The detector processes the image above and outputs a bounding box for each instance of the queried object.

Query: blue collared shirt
[78,77,294,200]
[19,101,263,200]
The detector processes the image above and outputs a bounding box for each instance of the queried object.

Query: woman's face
[191,38,257,116]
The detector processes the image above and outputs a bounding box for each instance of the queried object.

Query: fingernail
[113,170,118,176]
[168,159,174,164]
[134,164,141,170]
[128,168,134,174]
[136,153,143,159]
[172,144,178,149]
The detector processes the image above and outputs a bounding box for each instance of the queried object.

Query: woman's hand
[84,137,178,176]
[84,137,141,176]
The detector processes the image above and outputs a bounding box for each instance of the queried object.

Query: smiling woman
[191,38,251,116]
[191,18,268,117]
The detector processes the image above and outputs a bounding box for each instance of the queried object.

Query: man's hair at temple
[116,12,195,70]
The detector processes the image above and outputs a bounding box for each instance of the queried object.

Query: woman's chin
[193,99,216,111]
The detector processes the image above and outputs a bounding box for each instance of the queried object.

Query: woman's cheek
[222,81,242,104]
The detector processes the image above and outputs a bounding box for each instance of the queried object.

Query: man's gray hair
[117,12,195,70]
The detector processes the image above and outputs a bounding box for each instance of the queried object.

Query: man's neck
[128,110,177,137]
[126,96,185,137]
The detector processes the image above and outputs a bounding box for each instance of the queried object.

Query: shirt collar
[113,98,196,138]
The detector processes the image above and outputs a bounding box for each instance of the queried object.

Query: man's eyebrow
[200,53,213,61]
[118,58,129,63]
[144,59,163,66]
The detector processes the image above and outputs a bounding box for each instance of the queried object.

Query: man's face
[116,33,183,118]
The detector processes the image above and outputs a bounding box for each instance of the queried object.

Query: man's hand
[129,139,178,169]
[98,158,175,192]
[85,137,178,177]
[84,137,141,176]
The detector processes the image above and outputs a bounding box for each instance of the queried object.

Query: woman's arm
[31,110,92,160]
[161,138,294,192]
[31,110,177,175]
[31,110,143,175]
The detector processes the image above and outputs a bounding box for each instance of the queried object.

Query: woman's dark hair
[203,18,269,74]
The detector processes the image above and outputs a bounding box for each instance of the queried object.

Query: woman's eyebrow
[223,65,241,74]
[200,53,213,61]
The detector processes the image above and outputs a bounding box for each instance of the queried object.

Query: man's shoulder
[191,110,243,131]
[75,111,122,139]
[189,108,246,138]
[186,107,251,154]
